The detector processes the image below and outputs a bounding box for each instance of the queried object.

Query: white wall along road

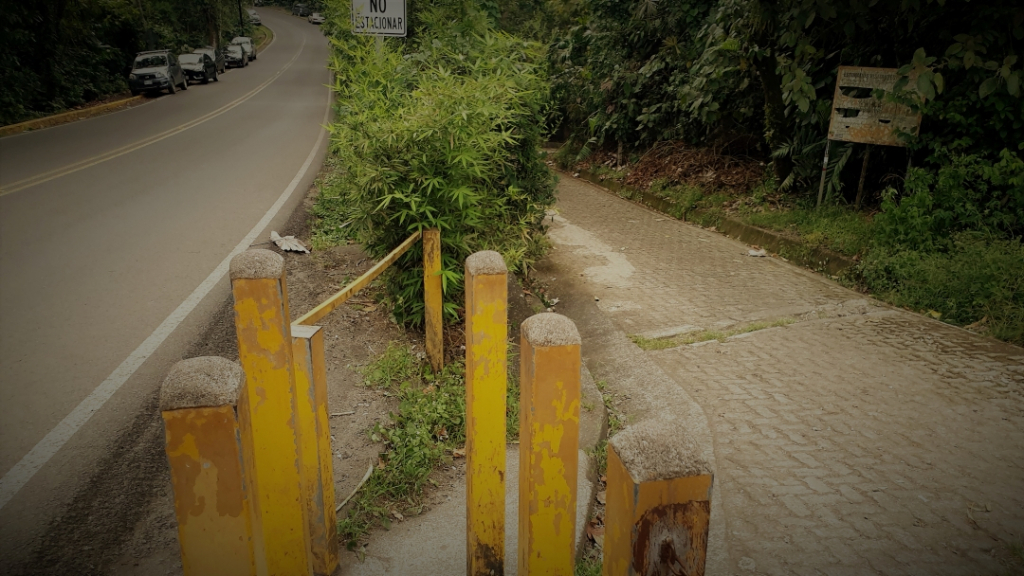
[0,9,332,569]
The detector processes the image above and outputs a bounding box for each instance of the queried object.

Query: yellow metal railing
[293,229,443,372]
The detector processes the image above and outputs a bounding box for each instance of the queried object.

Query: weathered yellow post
[603,419,713,576]
[160,357,260,576]
[291,324,339,576]
[423,228,444,373]
[518,313,581,576]
[230,249,313,575]
[464,251,508,575]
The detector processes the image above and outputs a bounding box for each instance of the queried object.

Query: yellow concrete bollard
[603,419,713,576]
[464,251,508,575]
[230,249,313,575]
[160,357,259,576]
[423,228,444,373]
[518,313,581,576]
[292,324,339,576]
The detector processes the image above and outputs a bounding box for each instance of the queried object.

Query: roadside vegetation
[313,1,554,326]
[519,0,1023,346]
[337,338,522,547]
[0,0,258,125]
[336,342,466,547]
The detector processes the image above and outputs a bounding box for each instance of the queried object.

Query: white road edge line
[0,76,333,512]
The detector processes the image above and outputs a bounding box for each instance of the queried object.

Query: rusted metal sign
[827,66,921,147]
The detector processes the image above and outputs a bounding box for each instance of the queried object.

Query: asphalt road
[0,9,330,568]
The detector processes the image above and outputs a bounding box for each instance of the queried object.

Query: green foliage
[317,2,554,326]
[744,205,874,256]
[874,150,1024,251]
[548,0,717,149]
[858,235,1024,346]
[575,549,603,576]
[338,342,467,545]
[1,0,253,125]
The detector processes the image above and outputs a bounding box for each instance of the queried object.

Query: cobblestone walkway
[545,174,1024,575]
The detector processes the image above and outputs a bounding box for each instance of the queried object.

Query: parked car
[247,9,261,26]
[231,36,256,62]
[223,44,247,68]
[128,50,187,95]
[178,53,217,84]
[292,3,310,16]
[193,46,226,75]
[308,12,325,24]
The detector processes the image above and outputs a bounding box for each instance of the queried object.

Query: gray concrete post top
[521,313,581,348]
[159,357,245,412]
[610,416,714,483]
[229,249,285,280]
[465,250,507,276]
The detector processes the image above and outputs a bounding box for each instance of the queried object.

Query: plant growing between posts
[315,4,554,326]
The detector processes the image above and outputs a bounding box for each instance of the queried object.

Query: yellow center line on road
[0,32,306,198]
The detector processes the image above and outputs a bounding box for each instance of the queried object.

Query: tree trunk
[752,51,792,184]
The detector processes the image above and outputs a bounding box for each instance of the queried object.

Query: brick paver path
[546,175,1024,574]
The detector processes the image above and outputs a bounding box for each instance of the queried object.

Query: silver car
[128,50,188,95]
[231,36,256,62]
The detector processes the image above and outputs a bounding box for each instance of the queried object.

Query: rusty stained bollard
[292,324,339,576]
[423,228,444,373]
[230,249,313,575]
[464,251,508,575]
[160,357,260,576]
[603,418,713,576]
[518,313,581,576]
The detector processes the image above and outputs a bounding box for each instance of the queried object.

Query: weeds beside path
[553,148,1023,346]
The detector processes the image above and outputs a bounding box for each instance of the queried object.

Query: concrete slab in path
[339,448,594,575]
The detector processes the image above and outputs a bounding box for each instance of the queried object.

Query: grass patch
[506,342,521,443]
[630,318,796,351]
[253,25,272,50]
[575,551,602,576]
[740,204,875,256]
[858,234,1024,346]
[337,343,466,547]
[587,439,609,478]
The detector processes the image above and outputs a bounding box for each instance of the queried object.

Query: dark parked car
[178,53,217,84]
[223,45,247,68]
[193,46,226,75]
[128,50,187,95]
[231,36,256,61]
[292,3,310,16]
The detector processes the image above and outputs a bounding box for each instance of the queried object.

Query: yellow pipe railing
[293,230,423,327]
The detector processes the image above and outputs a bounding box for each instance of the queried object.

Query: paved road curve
[0,9,330,568]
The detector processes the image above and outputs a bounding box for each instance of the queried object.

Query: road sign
[351,0,406,37]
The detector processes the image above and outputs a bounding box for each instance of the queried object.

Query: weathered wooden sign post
[819,66,923,208]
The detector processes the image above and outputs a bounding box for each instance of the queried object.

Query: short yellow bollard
[464,251,508,575]
[603,419,713,576]
[423,228,444,373]
[160,357,259,576]
[230,249,313,575]
[518,313,581,576]
[292,324,339,576]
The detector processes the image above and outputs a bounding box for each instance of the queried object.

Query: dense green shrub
[859,235,1024,346]
[874,150,1024,251]
[316,3,554,326]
